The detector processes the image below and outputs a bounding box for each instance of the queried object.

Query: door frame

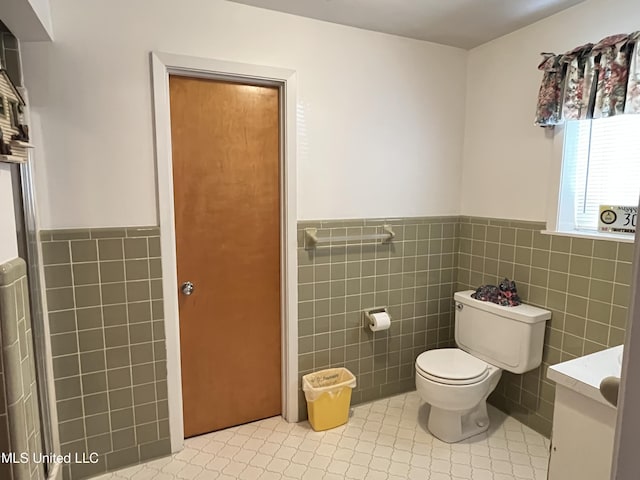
[150,52,298,452]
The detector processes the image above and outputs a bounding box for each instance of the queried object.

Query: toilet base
[427,401,490,443]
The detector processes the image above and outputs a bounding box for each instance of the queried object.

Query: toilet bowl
[415,348,502,442]
[415,290,551,443]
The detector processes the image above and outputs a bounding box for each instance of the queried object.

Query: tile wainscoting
[0,258,44,480]
[40,228,170,479]
[297,217,460,419]
[37,216,631,480]
[297,216,632,438]
[457,216,632,436]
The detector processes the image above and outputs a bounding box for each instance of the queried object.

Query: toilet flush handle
[456,303,463,311]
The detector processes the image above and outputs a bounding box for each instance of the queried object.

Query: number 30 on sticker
[599,205,637,234]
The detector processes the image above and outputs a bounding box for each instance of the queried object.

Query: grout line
[121,238,140,455]
[94,242,115,458]
[68,239,90,466]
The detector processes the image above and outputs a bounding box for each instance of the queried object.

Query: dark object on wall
[8,100,19,127]
[472,278,521,306]
[0,70,28,148]
[11,123,29,142]
[0,126,12,155]
[0,69,25,105]
[10,100,30,141]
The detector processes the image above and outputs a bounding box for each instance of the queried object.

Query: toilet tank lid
[454,290,551,324]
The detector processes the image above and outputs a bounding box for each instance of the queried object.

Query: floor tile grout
[94,392,550,480]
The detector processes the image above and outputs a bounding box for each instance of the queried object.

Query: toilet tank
[454,290,551,374]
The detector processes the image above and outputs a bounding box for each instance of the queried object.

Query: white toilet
[415,290,551,443]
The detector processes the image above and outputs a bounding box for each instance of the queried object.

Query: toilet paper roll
[369,312,391,332]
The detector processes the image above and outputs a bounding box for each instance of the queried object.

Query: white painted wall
[0,164,19,264]
[461,0,640,222]
[20,0,467,229]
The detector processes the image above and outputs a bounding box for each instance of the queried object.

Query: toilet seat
[416,348,490,386]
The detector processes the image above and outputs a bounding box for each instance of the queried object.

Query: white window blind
[561,116,640,233]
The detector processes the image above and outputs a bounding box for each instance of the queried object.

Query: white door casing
[150,52,299,452]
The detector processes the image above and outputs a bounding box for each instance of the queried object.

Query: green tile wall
[40,228,169,480]
[457,216,632,436]
[298,215,632,437]
[297,217,459,419]
[0,257,44,480]
[40,216,630,468]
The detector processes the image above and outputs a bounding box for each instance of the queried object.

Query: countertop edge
[546,345,623,409]
[547,366,614,408]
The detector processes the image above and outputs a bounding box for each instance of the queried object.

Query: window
[557,115,640,238]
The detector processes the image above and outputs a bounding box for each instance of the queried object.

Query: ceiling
[227,0,587,49]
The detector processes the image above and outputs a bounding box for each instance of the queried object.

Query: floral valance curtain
[535,31,640,126]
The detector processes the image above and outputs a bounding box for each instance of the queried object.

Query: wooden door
[169,75,281,438]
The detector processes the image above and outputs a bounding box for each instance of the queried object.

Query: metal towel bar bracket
[304,224,395,249]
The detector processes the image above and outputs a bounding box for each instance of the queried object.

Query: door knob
[181,281,195,296]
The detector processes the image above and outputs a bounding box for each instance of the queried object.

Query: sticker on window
[599,205,637,234]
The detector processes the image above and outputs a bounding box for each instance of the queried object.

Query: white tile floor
[95,392,550,480]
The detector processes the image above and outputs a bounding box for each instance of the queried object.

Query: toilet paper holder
[363,307,391,329]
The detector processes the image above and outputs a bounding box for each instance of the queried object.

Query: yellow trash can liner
[302,368,356,431]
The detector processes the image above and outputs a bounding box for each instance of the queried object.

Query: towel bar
[304,225,395,249]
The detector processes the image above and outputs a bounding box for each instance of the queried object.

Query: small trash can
[302,367,356,431]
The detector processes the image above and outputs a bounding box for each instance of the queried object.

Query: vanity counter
[546,344,623,480]
[547,344,622,407]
